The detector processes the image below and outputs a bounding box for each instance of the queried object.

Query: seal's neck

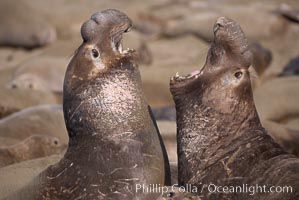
[63,68,153,142]
[177,91,262,144]
[175,91,263,184]
[177,94,261,139]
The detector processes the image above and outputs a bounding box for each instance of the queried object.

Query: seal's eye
[234,71,243,79]
[91,49,99,58]
[53,139,59,145]
[90,48,105,70]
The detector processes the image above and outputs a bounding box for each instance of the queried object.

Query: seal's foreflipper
[148,105,171,185]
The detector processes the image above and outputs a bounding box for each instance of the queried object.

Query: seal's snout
[214,17,241,36]
[213,16,249,56]
[216,17,232,27]
[213,17,235,34]
[90,9,132,30]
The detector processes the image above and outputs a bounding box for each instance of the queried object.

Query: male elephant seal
[2,9,170,200]
[170,17,299,199]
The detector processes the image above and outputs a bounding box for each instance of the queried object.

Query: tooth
[111,41,117,52]
[175,72,180,78]
[119,43,123,54]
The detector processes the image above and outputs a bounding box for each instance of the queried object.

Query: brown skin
[170,17,299,200]
[0,135,65,168]
[3,9,169,200]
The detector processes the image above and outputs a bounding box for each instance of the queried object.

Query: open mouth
[169,65,206,94]
[111,27,133,55]
[170,67,204,85]
[112,34,124,54]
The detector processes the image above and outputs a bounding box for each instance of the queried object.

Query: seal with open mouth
[170,17,299,199]
[2,9,170,200]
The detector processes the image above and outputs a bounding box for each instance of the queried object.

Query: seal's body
[171,17,299,199]
[3,9,169,200]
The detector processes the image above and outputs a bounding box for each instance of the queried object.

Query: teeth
[112,40,117,52]
[111,40,125,54]
[171,69,203,84]
[119,43,123,54]
[123,48,131,54]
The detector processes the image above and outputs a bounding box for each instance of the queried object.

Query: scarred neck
[63,65,153,143]
[175,91,263,184]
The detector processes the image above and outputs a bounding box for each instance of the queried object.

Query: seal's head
[81,9,132,57]
[170,17,254,114]
[64,9,134,90]
[28,135,66,156]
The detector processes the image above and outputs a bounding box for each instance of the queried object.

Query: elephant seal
[249,42,272,77]
[2,9,170,200]
[0,135,65,168]
[0,88,57,119]
[278,56,299,77]
[8,56,68,93]
[278,4,299,23]
[0,0,56,48]
[0,104,68,146]
[170,17,299,199]
[0,0,57,49]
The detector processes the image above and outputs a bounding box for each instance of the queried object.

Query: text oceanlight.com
[135,184,293,196]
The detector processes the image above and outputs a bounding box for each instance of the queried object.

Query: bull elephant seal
[2,9,170,200]
[170,17,299,199]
